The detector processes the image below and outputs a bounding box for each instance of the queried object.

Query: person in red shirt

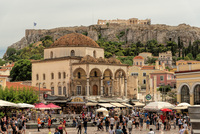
[48,116,51,133]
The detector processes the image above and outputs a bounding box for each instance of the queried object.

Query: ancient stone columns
[87,78,89,96]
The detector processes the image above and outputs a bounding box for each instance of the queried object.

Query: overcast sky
[0,0,200,58]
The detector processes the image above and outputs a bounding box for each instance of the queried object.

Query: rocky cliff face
[8,23,200,50]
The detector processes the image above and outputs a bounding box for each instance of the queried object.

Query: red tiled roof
[175,69,200,74]
[6,82,51,92]
[4,63,15,67]
[0,69,11,71]
[141,66,155,70]
[0,75,9,77]
[134,56,144,60]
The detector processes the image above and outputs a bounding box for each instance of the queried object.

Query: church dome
[50,33,100,48]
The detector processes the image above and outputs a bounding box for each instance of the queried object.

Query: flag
[34,22,37,26]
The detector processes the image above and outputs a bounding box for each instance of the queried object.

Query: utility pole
[39,83,41,102]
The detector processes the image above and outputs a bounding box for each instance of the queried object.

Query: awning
[98,103,115,108]
[133,102,145,107]
[111,103,126,108]
[121,103,133,108]
[86,102,98,106]
[173,106,188,110]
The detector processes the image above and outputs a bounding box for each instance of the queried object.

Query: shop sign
[71,97,84,102]
[146,94,151,100]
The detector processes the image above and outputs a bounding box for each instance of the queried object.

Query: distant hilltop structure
[97,18,151,25]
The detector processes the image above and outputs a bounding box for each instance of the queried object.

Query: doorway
[93,85,98,95]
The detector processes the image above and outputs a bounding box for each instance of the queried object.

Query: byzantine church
[32,33,135,99]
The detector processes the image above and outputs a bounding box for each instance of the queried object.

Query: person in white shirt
[109,126,115,134]
[183,121,188,130]
[178,117,183,130]
[110,117,115,128]
[127,118,132,134]
[148,128,155,134]
[179,125,185,134]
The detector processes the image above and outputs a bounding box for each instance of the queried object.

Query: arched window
[50,51,53,58]
[51,73,54,79]
[36,74,39,80]
[194,85,200,105]
[63,86,66,95]
[43,74,45,80]
[93,50,96,58]
[51,87,54,95]
[58,86,62,95]
[77,86,81,95]
[63,72,66,79]
[78,72,81,79]
[181,85,190,103]
[94,71,97,77]
[43,83,46,89]
[71,50,75,56]
[58,72,61,79]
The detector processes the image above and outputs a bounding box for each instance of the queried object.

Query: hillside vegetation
[2,35,200,66]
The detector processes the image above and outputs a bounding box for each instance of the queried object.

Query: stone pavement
[26,124,191,134]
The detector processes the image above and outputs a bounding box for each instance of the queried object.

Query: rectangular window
[51,87,54,95]
[58,86,62,95]
[160,76,164,81]
[131,73,138,76]
[143,73,146,76]
[77,86,81,95]
[63,86,66,95]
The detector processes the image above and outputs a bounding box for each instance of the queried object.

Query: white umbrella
[96,108,108,116]
[177,102,191,107]
[173,106,188,110]
[143,102,175,112]
[17,103,35,108]
[96,108,108,112]
[0,100,18,107]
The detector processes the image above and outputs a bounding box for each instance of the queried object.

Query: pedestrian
[21,118,26,134]
[37,116,41,132]
[178,116,183,130]
[139,114,144,131]
[122,125,127,134]
[110,116,115,129]
[115,126,123,134]
[12,123,18,134]
[48,116,52,134]
[2,124,7,134]
[105,117,110,132]
[146,116,150,130]
[83,117,88,134]
[148,128,155,134]
[179,124,185,134]
[57,121,64,134]
[77,119,82,134]
[54,128,61,134]
[7,125,13,134]
[127,118,132,134]
[109,126,115,134]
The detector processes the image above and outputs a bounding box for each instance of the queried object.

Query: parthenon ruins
[97,18,151,25]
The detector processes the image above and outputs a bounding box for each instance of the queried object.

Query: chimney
[155,60,159,70]
[162,62,165,70]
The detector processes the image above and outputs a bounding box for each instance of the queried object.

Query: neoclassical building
[176,63,200,105]
[32,33,130,98]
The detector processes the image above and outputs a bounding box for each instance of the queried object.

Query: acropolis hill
[8,23,200,50]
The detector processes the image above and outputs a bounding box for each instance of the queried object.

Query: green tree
[196,54,200,61]
[158,85,171,94]
[6,48,16,57]
[0,59,6,66]
[0,86,38,104]
[146,57,157,64]
[186,53,193,60]
[10,59,32,81]
[184,56,190,60]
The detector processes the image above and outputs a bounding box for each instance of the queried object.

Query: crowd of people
[0,109,191,134]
